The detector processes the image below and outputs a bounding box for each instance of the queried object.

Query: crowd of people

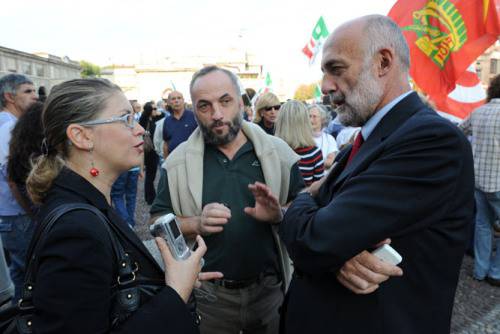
[0,13,498,334]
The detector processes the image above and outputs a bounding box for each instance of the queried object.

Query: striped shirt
[459,99,500,192]
[294,146,325,186]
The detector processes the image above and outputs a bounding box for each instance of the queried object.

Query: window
[22,62,33,75]
[36,64,45,77]
[6,57,17,72]
[490,59,498,74]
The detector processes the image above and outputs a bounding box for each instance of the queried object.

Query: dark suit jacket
[279,92,474,334]
[32,168,198,334]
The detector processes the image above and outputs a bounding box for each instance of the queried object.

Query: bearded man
[150,65,305,333]
[255,15,474,334]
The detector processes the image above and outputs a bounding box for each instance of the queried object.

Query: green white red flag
[388,0,499,118]
[259,72,273,94]
[302,16,329,65]
[314,84,322,102]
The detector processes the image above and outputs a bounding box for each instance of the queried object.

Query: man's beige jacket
[163,121,300,291]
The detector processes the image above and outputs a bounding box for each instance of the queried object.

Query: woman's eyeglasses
[264,105,281,112]
[79,113,136,129]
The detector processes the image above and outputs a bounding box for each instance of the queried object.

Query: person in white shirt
[336,126,361,150]
[308,104,339,169]
[0,74,38,302]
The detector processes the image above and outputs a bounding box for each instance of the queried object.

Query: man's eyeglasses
[264,105,281,112]
[79,113,136,129]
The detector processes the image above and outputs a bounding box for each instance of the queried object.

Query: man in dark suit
[249,15,474,334]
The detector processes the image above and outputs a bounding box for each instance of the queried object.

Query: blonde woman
[308,104,339,169]
[254,92,281,135]
[275,100,324,186]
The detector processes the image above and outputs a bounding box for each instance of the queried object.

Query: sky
[0,0,398,96]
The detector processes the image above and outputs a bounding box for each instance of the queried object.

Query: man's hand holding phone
[337,239,403,294]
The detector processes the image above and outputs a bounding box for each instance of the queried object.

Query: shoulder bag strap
[22,203,135,305]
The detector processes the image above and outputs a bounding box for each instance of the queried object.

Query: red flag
[388,0,499,117]
[434,65,486,119]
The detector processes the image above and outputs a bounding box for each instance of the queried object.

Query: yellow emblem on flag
[403,0,468,69]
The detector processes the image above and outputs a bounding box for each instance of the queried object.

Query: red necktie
[347,132,364,164]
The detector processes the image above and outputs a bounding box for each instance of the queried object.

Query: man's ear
[377,48,394,77]
[66,124,94,150]
[4,92,15,105]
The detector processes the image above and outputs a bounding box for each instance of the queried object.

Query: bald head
[168,90,185,113]
[320,15,411,127]
[168,91,183,100]
[325,15,410,72]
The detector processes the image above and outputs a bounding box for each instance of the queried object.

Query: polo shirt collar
[172,109,192,121]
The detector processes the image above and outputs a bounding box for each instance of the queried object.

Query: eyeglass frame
[263,105,281,112]
[79,113,136,129]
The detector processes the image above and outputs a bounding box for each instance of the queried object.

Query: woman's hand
[155,235,223,303]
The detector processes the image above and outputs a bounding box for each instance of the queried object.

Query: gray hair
[190,65,241,104]
[363,15,410,72]
[27,78,122,203]
[307,104,331,129]
[275,100,315,149]
[0,74,34,108]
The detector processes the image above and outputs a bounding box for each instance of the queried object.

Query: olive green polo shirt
[151,141,304,280]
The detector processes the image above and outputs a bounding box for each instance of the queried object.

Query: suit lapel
[316,149,350,205]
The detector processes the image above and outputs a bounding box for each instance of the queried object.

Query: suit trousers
[195,274,283,334]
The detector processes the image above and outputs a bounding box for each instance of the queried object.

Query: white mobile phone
[372,244,402,265]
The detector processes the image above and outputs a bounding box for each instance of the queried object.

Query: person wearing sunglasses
[25,78,221,333]
[254,92,281,135]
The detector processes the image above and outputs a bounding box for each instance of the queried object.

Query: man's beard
[329,67,383,127]
[198,111,243,146]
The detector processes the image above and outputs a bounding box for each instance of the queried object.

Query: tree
[294,83,317,101]
[80,60,101,78]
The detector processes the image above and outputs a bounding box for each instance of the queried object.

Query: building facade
[476,41,500,88]
[101,50,265,104]
[0,46,81,92]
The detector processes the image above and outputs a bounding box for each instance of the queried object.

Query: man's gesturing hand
[244,182,283,223]
[198,203,231,236]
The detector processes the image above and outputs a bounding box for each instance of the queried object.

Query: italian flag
[302,16,329,65]
[259,72,273,94]
[314,84,322,102]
